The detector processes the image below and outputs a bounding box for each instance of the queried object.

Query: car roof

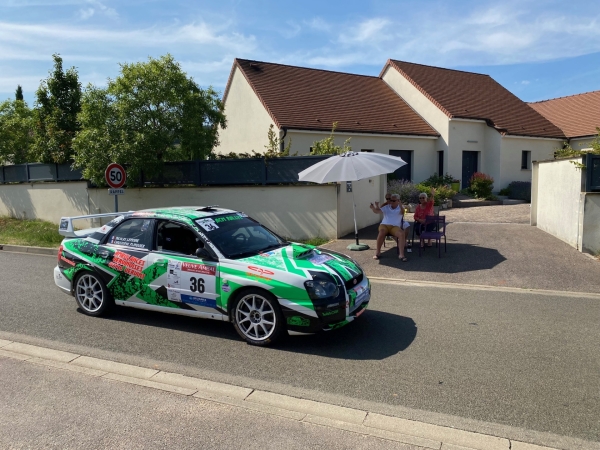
[133,206,241,222]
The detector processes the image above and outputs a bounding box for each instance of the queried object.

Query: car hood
[233,243,362,283]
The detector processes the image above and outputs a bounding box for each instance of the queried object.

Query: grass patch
[0,217,63,248]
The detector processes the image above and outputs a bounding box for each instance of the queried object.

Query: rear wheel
[232,288,284,346]
[74,272,112,317]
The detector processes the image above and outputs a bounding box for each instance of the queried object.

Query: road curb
[0,244,58,256]
[0,338,567,450]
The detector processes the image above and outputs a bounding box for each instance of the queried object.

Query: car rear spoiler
[58,213,128,238]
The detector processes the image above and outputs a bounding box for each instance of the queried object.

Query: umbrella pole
[347,188,369,251]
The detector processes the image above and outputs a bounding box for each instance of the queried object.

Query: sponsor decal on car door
[165,258,219,312]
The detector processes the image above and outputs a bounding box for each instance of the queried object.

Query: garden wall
[0,181,380,241]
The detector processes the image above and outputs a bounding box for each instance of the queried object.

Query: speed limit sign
[105,163,126,189]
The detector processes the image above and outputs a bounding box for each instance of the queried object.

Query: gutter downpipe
[280,127,288,152]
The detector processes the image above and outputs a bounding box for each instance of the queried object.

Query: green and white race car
[54,206,370,346]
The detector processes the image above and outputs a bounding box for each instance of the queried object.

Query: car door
[102,217,156,302]
[146,220,223,319]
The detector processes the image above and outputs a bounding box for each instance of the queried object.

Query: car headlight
[304,271,339,300]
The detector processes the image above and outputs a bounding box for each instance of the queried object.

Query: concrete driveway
[323,204,600,294]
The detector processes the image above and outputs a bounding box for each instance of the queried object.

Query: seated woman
[369,194,408,261]
[414,187,436,247]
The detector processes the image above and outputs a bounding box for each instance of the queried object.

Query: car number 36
[190,277,205,293]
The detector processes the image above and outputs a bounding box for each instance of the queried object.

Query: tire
[231,288,285,346]
[74,271,113,317]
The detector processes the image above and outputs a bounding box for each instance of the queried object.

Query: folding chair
[418,215,447,258]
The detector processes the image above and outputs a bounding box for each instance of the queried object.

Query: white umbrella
[298,151,407,250]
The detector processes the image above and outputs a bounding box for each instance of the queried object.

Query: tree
[31,54,82,163]
[0,99,34,164]
[15,85,23,101]
[73,54,226,185]
[310,122,351,155]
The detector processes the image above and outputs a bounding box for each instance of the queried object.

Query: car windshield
[195,213,288,259]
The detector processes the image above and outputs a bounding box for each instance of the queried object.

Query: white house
[216,58,571,190]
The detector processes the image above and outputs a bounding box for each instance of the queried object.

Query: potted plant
[451,179,460,192]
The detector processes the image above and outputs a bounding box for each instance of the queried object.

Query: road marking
[368,277,600,299]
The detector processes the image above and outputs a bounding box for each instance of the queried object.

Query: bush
[415,182,456,206]
[421,173,457,187]
[507,181,531,202]
[498,187,510,196]
[469,172,494,199]
[387,179,420,204]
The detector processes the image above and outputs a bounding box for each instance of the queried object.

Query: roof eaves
[285,126,440,138]
[386,60,453,119]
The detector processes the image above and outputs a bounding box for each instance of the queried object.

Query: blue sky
[1,0,599,106]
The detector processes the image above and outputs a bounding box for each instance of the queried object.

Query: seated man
[369,194,408,261]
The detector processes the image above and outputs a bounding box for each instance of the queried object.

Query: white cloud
[339,18,391,44]
[78,8,95,20]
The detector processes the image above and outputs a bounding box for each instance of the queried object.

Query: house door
[389,150,412,181]
[462,151,478,189]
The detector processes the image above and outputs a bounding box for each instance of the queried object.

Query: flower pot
[446,199,452,209]
[451,182,460,192]
[408,203,416,213]
[441,202,447,209]
[433,206,440,215]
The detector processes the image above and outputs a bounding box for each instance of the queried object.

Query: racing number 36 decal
[189,277,205,293]
[167,260,217,308]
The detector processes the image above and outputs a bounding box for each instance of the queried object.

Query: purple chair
[418,215,447,258]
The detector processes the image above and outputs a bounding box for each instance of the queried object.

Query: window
[438,151,444,176]
[106,218,154,251]
[156,221,199,256]
[309,147,313,154]
[361,149,374,152]
[521,151,531,170]
[388,150,412,181]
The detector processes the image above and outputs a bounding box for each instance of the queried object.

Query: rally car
[54,206,370,346]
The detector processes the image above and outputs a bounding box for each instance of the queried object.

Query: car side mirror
[195,247,212,260]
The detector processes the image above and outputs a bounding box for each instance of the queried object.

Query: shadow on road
[83,307,416,360]
[277,311,417,360]
[375,242,507,273]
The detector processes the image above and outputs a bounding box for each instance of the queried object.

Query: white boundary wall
[0,183,346,241]
[532,157,600,254]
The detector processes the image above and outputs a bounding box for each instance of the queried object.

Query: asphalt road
[1,251,599,444]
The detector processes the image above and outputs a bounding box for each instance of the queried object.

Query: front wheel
[231,288,284,346]
[74,272,112,317]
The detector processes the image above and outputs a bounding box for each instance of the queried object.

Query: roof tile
[230,59,439,137]
[529,90,600,139]
[386,60,565,139]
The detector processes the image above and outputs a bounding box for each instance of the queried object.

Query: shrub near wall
[469,172,494,199]
[507,181,532,202]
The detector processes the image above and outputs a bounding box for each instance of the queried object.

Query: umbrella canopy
[297,151,407,251]
[298,151,406,183]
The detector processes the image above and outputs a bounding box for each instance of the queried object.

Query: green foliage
[555,128,600,160]
[15,85,24,101]
[0,216,63,247]
[297,237,329,246]
[506,181,531,202]
[421,173,457,187]
[469,172,494,199]
[72,54,226,186]
[387,180,420,204]
[310,122,351,155]
[32,54,82,163]
[0,99,34,164]
[498,187,510,196]
[263,124,294,157]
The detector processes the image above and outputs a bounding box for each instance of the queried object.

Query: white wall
[381,66,449,149]
[532,158,585,249]
[287,130,439,183]
[0,183,340,241]
[499,137,562,189]
[337,178,381,238]
[214,66,275,155]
